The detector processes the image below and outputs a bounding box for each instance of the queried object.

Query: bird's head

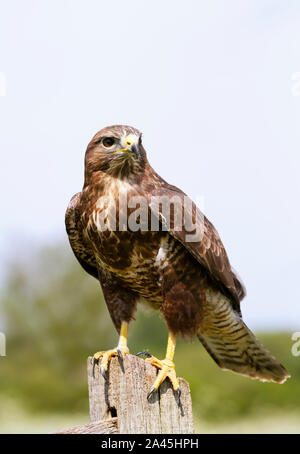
[84,125,147,182]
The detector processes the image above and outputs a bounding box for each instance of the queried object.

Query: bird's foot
[91,346,129,379]
[138,353,181,400]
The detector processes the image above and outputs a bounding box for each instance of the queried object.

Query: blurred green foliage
[0,244,299,423]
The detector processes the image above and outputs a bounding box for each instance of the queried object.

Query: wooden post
[87,354,194,434]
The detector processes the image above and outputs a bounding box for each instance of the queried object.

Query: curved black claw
[100,365,107,380]
[136,351,152,358]
[176,387,181,400]
[117,349,123,360]
[147,386,156,400]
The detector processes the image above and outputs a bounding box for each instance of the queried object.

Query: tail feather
[198,291,290,384]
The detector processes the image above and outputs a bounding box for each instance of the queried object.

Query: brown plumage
[65,124,289,385]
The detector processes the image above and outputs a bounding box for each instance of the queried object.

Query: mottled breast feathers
[66,169,246,315]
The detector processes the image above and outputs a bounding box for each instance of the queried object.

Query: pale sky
[0,0,300,329]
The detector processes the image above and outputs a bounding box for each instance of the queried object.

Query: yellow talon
[143,332,181,399]
[92,322,129,378]
[145,356,180,398]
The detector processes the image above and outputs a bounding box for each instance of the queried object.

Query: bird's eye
[102,137,116,148]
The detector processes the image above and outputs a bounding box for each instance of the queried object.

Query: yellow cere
[113,133,139,153]
[125,133,139,146]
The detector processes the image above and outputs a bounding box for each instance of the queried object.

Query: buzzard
[65,125,289,398]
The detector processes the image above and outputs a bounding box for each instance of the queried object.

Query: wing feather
[65,192,98,279]
[143,175,245,309]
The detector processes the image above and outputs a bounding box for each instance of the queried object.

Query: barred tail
[198,292,290,384]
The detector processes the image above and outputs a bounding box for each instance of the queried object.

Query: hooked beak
[115,134,140,157]
[129,143,139,158]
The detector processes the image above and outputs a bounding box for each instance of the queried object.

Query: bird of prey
[65,124,289,398]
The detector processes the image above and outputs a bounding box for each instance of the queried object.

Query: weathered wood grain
[87,354,194,434]
[54,418,118,434]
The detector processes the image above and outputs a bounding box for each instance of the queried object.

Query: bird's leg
[141,332,180,400]
[92,321,129,379]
